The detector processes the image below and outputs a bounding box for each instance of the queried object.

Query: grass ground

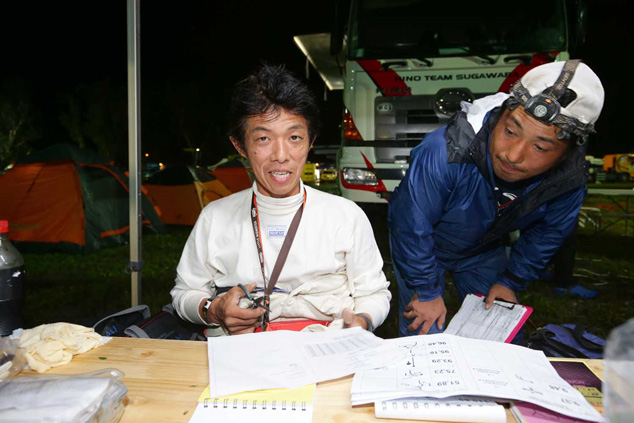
[20,181,634,341]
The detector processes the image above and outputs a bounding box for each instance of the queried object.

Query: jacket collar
[447,105,589,249]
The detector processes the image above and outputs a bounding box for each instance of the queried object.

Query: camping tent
[0,143,164,253]
[209,156,252,193]
[144,165,232,226]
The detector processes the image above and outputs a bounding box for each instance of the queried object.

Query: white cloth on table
[19,323,102,373]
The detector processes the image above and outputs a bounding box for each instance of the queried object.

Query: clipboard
[444,294,533,343]
[477,294,533,343]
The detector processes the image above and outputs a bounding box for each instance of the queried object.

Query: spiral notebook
[375,396,506,423]
[187,383,315,423]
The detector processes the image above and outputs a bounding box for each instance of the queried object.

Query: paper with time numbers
[351,334,603,422]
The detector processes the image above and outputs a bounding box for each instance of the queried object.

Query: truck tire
[618,172,629,183]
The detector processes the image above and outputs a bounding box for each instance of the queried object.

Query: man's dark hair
[227,64,320,150]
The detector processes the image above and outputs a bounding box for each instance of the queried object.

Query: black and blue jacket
[388,106,588,301]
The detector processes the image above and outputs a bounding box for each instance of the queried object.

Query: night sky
[1,0,631,167]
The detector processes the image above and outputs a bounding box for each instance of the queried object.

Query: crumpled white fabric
[461,92,510,134]
[19,323,103,373]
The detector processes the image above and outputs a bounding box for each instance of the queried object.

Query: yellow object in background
[320,168,337,182]
[301,163,316,182]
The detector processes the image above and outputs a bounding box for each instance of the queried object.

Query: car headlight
[342,168,378,185]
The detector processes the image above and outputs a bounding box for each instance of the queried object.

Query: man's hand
[205,283,266,335]
[342,308,371,330]
[484,284,518,310]
[404,294,447,335]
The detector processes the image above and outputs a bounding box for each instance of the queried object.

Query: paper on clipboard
[444,293,532,343]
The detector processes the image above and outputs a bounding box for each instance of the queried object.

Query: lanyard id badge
[250,189,306,330]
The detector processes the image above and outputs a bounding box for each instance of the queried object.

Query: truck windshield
[348,0,567,59]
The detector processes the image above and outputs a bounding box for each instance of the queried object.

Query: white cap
[519,61,604,125]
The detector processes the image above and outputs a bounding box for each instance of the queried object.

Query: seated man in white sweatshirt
[171,64,391,336]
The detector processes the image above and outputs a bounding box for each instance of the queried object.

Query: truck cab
[295,0,588,203]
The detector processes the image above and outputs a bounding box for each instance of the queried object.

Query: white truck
[295,0,588,204]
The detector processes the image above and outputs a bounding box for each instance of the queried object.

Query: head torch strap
[511,81,532,104]
[545,59,580,100]
[509,60,595,139]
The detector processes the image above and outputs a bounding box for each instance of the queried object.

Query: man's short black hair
[227,64,320,150]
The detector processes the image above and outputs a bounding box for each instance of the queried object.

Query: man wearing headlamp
[389,60,604,339]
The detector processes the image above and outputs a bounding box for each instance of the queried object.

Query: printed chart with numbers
[207,327,405,397]
[351,334,603,422]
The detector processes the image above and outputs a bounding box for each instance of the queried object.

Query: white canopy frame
[127,0,142,306]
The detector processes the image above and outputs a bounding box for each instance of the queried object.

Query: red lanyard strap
[250,189,306,297]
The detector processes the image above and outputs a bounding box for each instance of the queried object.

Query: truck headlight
[342,168,378,185]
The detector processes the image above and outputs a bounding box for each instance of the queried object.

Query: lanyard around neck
[250,189,306,297]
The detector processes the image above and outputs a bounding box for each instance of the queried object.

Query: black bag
[124,304,206,341]
[523,324,606,359]
[93,305,151,337]
[93,304,205,341]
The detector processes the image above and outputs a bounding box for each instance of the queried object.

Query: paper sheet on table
[188,384,316,423]
[351,334,603,422]
[444,294,532,343]
[207,327,405,397]
[375,396,506,423]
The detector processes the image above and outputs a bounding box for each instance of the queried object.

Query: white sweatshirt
[171,182,391,330]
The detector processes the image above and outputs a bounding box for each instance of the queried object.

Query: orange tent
[209,157,252,193]
[0,144,164,253]
[144,165,232,226]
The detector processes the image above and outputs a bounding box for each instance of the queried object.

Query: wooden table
[36,337,603,423]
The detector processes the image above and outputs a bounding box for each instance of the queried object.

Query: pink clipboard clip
[475,293,533,343]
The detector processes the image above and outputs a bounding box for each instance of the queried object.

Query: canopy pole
[127,0,142,306]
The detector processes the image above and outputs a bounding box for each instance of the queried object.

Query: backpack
[93,305,151,337]
[93,304,206,341]
[123,304,206,341]
[523,324,606,359]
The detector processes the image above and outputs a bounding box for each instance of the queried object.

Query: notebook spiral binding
[203,398,308,411]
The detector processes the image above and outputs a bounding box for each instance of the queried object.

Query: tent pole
[127,0,142,307]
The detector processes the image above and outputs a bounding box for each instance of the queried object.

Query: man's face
[231,108,312,198]
[489,106,568,183]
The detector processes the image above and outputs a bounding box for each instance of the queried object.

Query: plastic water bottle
[0,220,25,336]
[604,318,634,422]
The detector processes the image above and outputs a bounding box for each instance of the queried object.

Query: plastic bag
[0,368,127,423]
[0,335,26,380]
[604,318,634,423]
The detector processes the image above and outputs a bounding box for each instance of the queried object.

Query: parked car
[320,168,337,182]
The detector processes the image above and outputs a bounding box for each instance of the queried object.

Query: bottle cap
[0,220,8,233]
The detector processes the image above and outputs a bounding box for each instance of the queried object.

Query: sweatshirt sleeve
[388,134,455,301]
[498,186,585,291]
[170,212,219,325]
[346,206,392,328]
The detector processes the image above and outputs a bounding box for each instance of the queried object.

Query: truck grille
[375,95,447,141]
[406,109,439,124]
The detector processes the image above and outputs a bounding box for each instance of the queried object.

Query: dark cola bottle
[0,220,25,336]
